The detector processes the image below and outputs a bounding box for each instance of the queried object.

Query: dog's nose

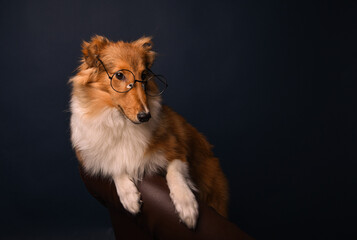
[137,112,151,122]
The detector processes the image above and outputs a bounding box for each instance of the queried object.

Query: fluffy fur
[70,35,229,228]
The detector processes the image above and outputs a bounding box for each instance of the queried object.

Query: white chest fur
[70,97,166,181]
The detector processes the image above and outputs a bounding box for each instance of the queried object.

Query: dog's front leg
[166,159,199,229]
[113,174,141,214]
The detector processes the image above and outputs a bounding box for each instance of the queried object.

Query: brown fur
[71,35,229,217]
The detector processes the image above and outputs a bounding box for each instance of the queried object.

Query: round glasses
[97,57,168,97]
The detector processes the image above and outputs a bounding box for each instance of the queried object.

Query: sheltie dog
[69,35,228,228]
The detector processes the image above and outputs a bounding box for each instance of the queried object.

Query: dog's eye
[115,72,125,80]
[142,71,153,80]
[141,72,148,80]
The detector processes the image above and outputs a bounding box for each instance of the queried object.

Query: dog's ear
[133,36,156,68]
[82,35,110,68]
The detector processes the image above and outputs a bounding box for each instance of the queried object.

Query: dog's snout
[137,112,151,122]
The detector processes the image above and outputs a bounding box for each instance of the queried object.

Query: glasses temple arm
[96,56,112,79]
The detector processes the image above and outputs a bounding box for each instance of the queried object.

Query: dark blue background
[1,0,356,239]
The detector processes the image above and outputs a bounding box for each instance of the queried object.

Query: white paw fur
[166,160,199,229]
[114,175,141,214]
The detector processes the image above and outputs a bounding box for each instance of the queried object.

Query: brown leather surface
[79,166,254,240]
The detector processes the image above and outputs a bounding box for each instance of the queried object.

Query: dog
[69,35,228,228]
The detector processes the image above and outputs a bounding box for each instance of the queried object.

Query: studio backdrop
[0,0,356,239]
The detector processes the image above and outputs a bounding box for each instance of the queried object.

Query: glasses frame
[96,56,168,96]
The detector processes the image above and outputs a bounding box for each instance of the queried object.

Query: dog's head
[74,35,160,124]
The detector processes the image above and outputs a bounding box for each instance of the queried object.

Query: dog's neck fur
[70,91,165,181]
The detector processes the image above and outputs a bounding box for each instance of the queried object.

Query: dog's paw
[114,176,141,215]
[119,188,141,214]
[170,186,199,229]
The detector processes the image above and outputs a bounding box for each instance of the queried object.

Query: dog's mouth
[117,105,143,125]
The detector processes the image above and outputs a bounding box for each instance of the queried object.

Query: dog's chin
[126,116,148,125]
[130,119,143,125]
